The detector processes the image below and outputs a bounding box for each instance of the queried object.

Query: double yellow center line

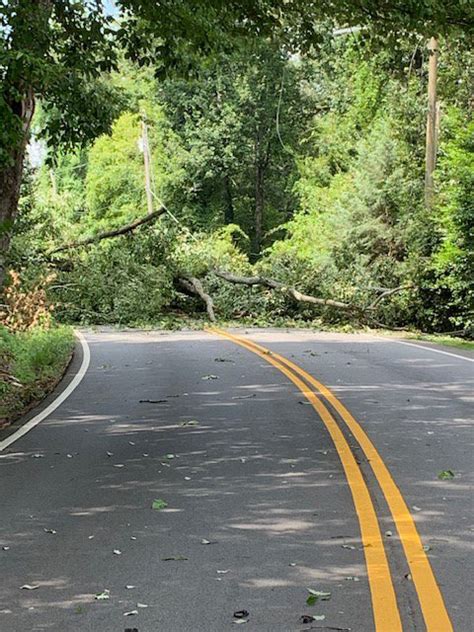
[208,327,453,632]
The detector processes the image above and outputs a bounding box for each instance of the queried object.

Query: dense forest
[1,1,473,418]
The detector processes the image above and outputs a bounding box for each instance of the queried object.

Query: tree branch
[212,269,352,310]
[367,284,413,310]
[49,207,165,254]
[177,276,216,322]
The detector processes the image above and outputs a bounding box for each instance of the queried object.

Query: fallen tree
[43,210,414,325]
[177,270,414,323]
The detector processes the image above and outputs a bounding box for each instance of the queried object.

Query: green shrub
[0,325,75,422]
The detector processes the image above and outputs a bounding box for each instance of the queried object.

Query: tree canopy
[1,1,473,334]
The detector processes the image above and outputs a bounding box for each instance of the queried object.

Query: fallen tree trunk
[212,269,352,310]
[177,276,216,322]
[49,207,165,254]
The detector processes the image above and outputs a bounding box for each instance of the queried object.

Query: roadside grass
[402,333,474,352]
[0,325,75,426]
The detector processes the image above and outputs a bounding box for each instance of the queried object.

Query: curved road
[0,328,472,631]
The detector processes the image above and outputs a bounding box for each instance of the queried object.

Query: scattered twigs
[0,369,22,388]
[212,269,352,310]
[177,276,216,322]
[49,207,165,254]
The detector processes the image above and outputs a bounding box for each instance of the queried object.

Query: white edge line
[0,330,90,452]
[389,338,474,363]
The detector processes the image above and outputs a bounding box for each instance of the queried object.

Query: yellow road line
[207,327,402,632]
[211,328,453,632]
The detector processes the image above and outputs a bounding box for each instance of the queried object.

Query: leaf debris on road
[152,499,168,510]
[306,589,331,606]
[437,469,455,480]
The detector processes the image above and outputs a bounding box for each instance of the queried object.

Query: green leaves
[437,470,455,480]
[306,589,331,606]
[152,499,168,510]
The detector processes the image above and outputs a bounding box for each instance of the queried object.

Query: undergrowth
[0,325,75,424]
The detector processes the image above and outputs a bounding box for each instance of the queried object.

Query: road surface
[0,328,472,631]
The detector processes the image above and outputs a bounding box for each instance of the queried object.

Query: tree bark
[0,0,52,286]
[177,276,216,321]
[212,269,352,310]
[0,88,35,286]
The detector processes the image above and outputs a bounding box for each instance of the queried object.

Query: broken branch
[49,207,165,254]
[212,269,352,310]
[368,284,413,310]
[177,276,216,322]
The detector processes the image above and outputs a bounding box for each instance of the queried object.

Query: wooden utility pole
[141,118,154,214]
[424,37,439,209]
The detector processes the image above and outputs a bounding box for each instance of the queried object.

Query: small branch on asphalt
[49,207,165,254]
[177,276,216,322]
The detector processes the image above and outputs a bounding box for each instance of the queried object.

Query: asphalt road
[0,328,472,632]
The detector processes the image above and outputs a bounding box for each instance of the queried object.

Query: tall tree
[0,0,117,283]
[160,45,310,254]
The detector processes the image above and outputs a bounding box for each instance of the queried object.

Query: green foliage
[0,324,74,421]
[259,37,473,333]
[0,1,118,164]
[423,107,474,332]
[86,112,145,228]
[172,225,250,278]
[7,30,474,335]
[159,43,309,251]
[51,233,175,325]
